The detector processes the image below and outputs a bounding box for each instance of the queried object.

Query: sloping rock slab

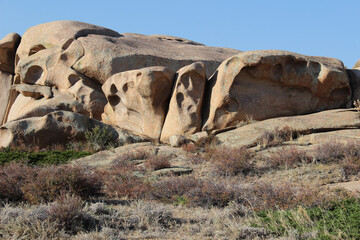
[217,109,360,148]
[72,142,155,168]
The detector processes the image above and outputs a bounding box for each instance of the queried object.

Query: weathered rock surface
[0,71,13,124]
[202,50,351,131]
[0,110,119,148]
[102,66,174,139]
[161,62,206,142]
[16,20,240,85]
[12,38,107,121]
[73,32,240,82]
[217,109,360,148]
[347,68,360,102]
[7,87,102,122]
[0,33,21,74]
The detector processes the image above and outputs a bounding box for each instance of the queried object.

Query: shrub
[22,165,103,203]
[243,181,350,211]
[150,176,199,204]
[0,163,32,202]
[151,176,238,207]
[257,127,299,148]
[85,125,117,151]
[267,146,311,169]
[98,160,150,199]
[315,141,360,163]
[48,193,94,234]
[342,154,360,177]
[207,146,252,176]
[0,163,103,203]
[144,155,171,171]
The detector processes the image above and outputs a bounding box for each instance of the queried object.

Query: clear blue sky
[0,0,359,67]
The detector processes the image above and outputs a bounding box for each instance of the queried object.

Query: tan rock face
[0,71,13,124]
[202,50,351,131]
[7,21,109,124]
[0,33,21,74]
[102,66,175,139]
[0,111,119,148]
[160,62,206,142]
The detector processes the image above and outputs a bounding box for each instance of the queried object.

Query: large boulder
[0,33,21,74]
[202,50,351,131]
[101,66,174,139]
[160,62,206,142]
[0,110,119,148]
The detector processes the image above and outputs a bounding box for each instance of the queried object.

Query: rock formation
[101,66,174,139]
[202,50,351,131]
[160,62,206,142]
[0,20,357,147]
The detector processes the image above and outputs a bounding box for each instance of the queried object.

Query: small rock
[169,135,187,147]
[188,131,209,142]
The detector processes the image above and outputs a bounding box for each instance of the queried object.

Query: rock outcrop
[102,66,174,139]
[216,109,360,149]
[0,110,118,148]
[0,21,356,147]
[160,62,206,142]
[202,50,351,131]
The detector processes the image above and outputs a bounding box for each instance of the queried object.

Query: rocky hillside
[3,20,360,239]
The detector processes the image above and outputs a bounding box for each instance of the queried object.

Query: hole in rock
[108,95,120,106]
[28,45,46,56]
[23,65,43,84]
[176,92,184,107]
[110,84,118,94]
[68,74,81,86]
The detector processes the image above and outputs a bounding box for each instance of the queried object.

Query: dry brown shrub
[241,181,351,211]
[144,155,171,171]
[315,141,360,163]
[206,146,253,176]
[150,175,199,203]
[0,163,32,202]
[22,165,102,203]
[257,127,300,148]
[0,163,102,203]
[98,160,150,199]
[267,146,311,169]
[342,154,360,178]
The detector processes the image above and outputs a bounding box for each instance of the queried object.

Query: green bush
[0,149,90,165]
[85,125,116,150]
